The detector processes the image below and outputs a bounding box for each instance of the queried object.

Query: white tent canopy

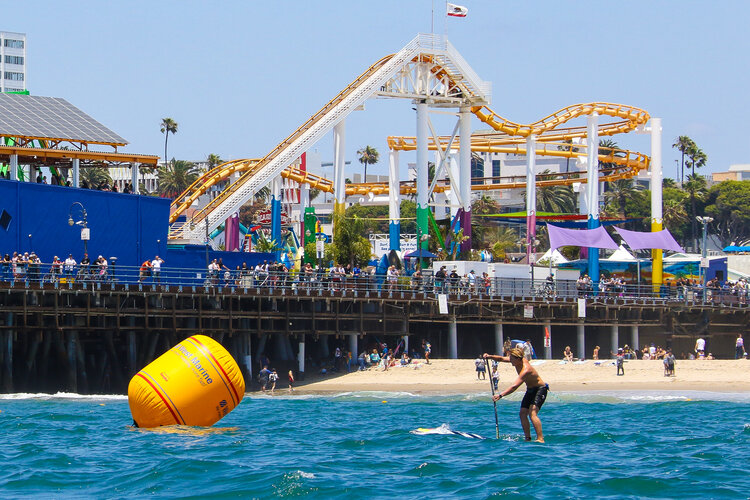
[607,244,636,261]
[538,248,569,264]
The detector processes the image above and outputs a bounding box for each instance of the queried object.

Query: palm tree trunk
[164,133,169,169]
[680,151,685,184]
[364,162,367,183]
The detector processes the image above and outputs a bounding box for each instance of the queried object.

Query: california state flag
[447,3,468,17]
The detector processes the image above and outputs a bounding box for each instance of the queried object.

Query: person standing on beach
[474,356,486,380]
[288,370,295,393]
[695,337,706,359]
[616,348,625,376]
[422,340,431,364]
[736,334,745,359]
[484,348,548,443]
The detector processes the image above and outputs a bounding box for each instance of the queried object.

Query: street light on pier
[68,202,89,256]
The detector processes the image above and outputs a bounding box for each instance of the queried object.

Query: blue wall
[0,179,168,266]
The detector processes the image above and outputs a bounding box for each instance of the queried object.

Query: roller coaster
[168,34,651,242]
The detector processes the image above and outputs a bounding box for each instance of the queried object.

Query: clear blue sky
[9,0,750,180]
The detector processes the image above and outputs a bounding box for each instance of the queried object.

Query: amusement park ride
[167,34,664,288]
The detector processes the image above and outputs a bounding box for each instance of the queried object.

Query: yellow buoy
[128,335,245,428]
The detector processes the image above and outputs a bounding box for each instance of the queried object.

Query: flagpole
[431,0,434,34]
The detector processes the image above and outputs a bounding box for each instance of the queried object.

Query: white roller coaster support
[334,120,346,205]
[525,134,537,266]
[388,150,401,250]
[459,106,472,252]
[180,33,490,241]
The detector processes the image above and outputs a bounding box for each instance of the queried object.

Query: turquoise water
[1,391,748,499]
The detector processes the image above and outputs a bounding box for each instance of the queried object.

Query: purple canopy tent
[614,227,684,253]
[547,224,619,251]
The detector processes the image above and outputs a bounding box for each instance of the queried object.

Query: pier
[0,276,746,394]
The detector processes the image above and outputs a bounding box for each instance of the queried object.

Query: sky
[7,0,750,181]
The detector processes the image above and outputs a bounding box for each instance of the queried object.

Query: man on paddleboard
[484,347,548,443]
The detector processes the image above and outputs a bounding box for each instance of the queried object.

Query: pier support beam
[611,324,620,355]
[298,336,306,378]
[448,319,458,359]
[2,313,12,392]
[403,334,409,357]
[544,321,552,359]
[631,325,640,351]
[348,333,357,365]
[577,322,585,360]
[494,322,504,355]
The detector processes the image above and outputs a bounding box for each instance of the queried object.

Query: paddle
[485,357,500,439]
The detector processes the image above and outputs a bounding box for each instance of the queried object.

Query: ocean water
[1,391,748,499]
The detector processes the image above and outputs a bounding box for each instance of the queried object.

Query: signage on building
[371,236,417,258]
[523,305,533,319]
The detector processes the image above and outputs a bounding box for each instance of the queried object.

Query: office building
[1,31,27,93]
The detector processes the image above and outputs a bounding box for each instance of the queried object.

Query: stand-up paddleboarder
[484,348,549,443]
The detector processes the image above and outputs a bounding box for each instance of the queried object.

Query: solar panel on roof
[0,93,128,145]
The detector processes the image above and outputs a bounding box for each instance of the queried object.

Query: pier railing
[0,262,746,308]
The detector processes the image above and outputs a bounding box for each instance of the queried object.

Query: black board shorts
[521,384,549,410]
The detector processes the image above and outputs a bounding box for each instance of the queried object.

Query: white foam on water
[0,392,127,401]
[295,471,316,479]
[551,390,750,404]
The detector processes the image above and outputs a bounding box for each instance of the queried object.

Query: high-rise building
[0,31,27,93]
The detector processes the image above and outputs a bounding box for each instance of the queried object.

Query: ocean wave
[0,392,127,401]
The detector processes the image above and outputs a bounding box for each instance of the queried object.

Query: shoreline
[292,359,750,395]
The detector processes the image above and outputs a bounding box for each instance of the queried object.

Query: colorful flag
[447,3,468,17]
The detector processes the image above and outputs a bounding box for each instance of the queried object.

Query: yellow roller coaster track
[168,40,651,234]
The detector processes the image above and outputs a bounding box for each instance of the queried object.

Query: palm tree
[532,171,577,213]
[206,153,223,169]
[663,178,677,189]
[157,159,199,198]
[80,167,113,189]
[686,145,707,177]
[160,118,178,168]
[663,198,688,231]
[356,145,379,182]
[672,136,695,184]
[604,179,642,216]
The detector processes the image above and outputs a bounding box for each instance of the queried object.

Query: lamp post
[697,216,713,304]
[68,202,89,256]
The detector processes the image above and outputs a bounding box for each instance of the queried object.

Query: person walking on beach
[483,347,548,443]
[736,334,746,359]
[422,339,431,364]
[269,369,279,394]
[288,370,295,393]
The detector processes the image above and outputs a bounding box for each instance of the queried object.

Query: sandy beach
[295,359,750,394]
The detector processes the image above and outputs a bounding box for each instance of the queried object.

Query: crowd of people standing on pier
[1,251,111,284]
